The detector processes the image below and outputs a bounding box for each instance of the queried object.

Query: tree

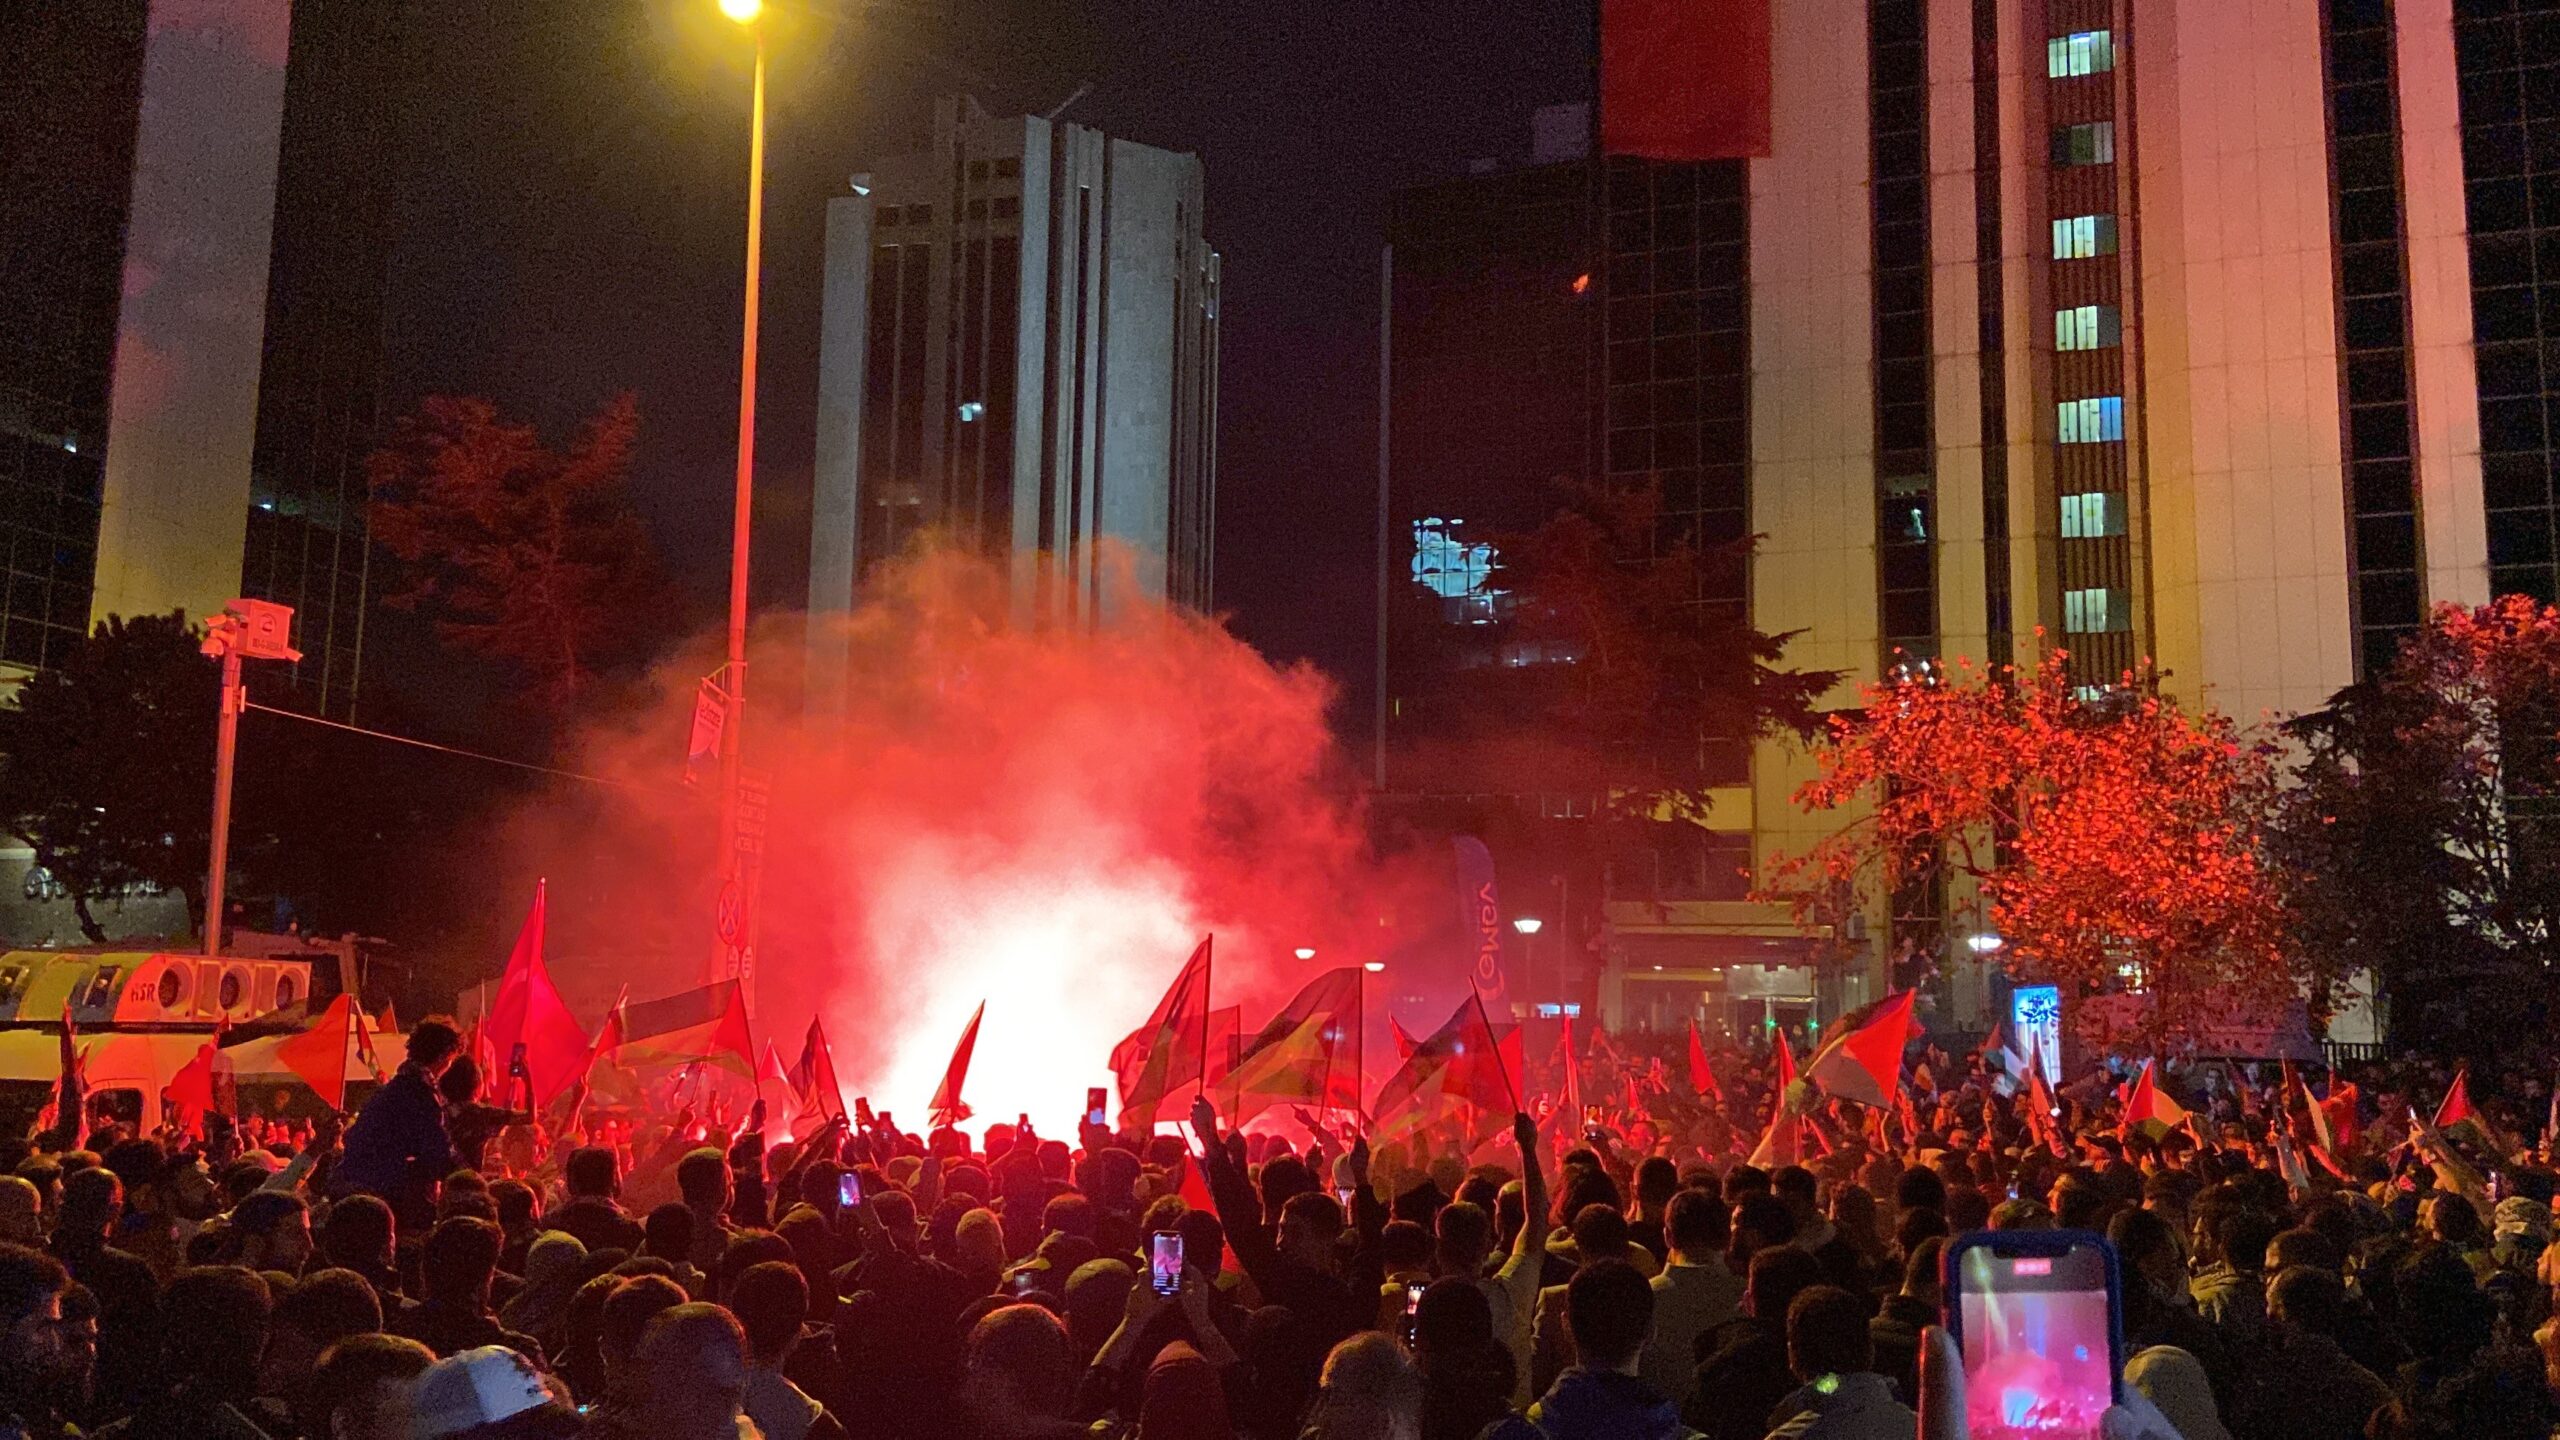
[1387,479,1836,820]
[2273,597,2560,1058]
[367,393,664,714]
[1759,649,2300,1050]
[0,613,215,941]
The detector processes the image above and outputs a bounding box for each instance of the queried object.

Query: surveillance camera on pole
[201,599,299,957]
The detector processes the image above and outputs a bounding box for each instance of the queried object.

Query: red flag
[1110,938,1214,1129]
[1748,1030,1801,1167]
[1602,0,1772,161]
[571,992,627,1096]
[376,1001,398,1036]
[1203,1007,1241,1089]
[2023,1038,2066,1152]
[2433,1068,2474,1131]
[1803,991,1918,1109]
[484,882,592,1107]
[2323,1080,2363,1154]
[929,1001,985,1125]
[276,994,361,1108]
[1390,1016,1419,1061]
[787,1017,848,1140]
[1686,1021,1723,1103]
[1226,968,1364,1118]
[1560,1015,1585,1123]
[1370,995,1520,1145]
[166,1041,231,1139]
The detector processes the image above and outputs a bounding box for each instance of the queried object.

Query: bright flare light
[719,0,762,21]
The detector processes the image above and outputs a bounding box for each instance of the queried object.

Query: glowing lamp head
[1511,917,1543,936]
[719,0,762,22]
[1362,960,1386,974]
[1293,947,1317,961]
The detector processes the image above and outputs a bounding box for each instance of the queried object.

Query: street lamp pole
[716,0,766,993]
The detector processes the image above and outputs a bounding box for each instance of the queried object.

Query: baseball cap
[407,1345,556,1438]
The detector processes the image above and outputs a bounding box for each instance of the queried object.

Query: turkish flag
[1602,0,1774,161]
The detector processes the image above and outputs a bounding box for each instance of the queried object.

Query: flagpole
[1198,936,1213,1100]
[1472,989,1521,1115]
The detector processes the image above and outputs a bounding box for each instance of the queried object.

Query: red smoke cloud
[541,545,1412,1134]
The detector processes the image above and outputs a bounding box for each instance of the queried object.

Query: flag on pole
[615,982,755,1077]
[569,990,628,1098]
[484,882,593,1107]
[1390,1016,1419,1061]
[2323,1080,2363,1155]
[1369,995,1520,1145]
[1747,1030,1802,1167]
[929,1001,985,1126]
[166,1040,233,1139]
[2022,1037,2065,1152]
[1686,1021,1722,1103]
[1204,1007,1241,1091]
[2121,1059,2190,1139]
[1110,938,1214,1130]
[786,1017,848,1139]
[1560,1015,1585,1125]
[755,1040,797,1135]
[275,994,362,1109]
[376,1001,398,1036]
[2433,1067,2475,1131]
[1803,990,1918,1109]
[1226,968,1364,1118]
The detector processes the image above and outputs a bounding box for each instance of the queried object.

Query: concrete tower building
[805,98,1220,708]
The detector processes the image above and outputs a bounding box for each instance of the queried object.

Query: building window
[2059,491,2124,538]
[2051,214,2120,259]
[2055,305,2122,351]
[2049,122,2116,167]
[1411,517,1504,624]
[2057,396,2124,444]
[2046,30,2116,78]
[2063,586,2126,633]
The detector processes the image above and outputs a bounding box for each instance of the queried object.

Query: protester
[336,1018,463,1225]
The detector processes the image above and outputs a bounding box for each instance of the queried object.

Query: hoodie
[1484,1368,1702,1440]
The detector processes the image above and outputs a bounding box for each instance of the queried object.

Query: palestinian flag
[2121,1059,2190,1139]
[615,981,754,1077]
[1747,1030,1803,1167]
[1686,1021,1722,1103]
[2433,1067,2475,1131]
[1227,968,1364,1118]
[1369,995,1520,1147]
[1803,990,1917,1109]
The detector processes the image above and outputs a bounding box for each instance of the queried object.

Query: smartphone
[1011,1269,1041,1295]
[1148,1231,1184,1295]
[838,1170,863,1208]
[507,1042,529,1080]
[1943,1229,2123,1440]
[1403,1280,1426,1317]
[1086,1088,1109,1128]
[854,1096,874,1126]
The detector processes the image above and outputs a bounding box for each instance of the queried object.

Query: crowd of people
[2,1011,2558,1440]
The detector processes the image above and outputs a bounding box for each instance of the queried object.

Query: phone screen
[1086,1087,1109,1128]
[1149,1231,1184,1295]
[838,1171,863,1208]
[1951,1235,2117,1440]
[1404,1280,1426,1316]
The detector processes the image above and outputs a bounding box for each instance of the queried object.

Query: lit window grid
[2050,214,2120,260]
[2046,30,2117,79]
[2054,305,2121,351]
[2056,397,2124,445]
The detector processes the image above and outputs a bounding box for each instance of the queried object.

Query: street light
[1362,960,1386,974]
[1293,947,1317,961]
[712,0,767,996]
[1511,917,1543,935]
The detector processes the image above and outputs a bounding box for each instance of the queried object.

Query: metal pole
[717,26,767,991]
[1374,245,1392,790]
[204,645,243,957]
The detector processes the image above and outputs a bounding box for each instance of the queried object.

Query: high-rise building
[805,98,1220,705]
[1383,0,2560,1031]
[0,0,398,715]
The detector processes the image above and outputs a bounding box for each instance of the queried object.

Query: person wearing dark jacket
[1487,1259,1698,1440]
[1686,1246,1825,1440]
[333,1018,462,1228]
[1867,1238,1943,1405]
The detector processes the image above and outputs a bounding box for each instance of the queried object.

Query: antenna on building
[1043,82,1092,122]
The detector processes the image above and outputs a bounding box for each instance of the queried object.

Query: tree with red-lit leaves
[367,393,664,715]
[2274,597,2560,1059]
[1760,649,2302,1050]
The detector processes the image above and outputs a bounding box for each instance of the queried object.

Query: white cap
[408,1345,555,1438]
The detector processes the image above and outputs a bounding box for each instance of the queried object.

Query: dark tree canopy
[367,392,665,715]
[2274,596,2560,1058]
[1387,479,1836,822]
[0,612,214,942]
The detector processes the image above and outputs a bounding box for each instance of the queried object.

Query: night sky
[385,0,1592,727]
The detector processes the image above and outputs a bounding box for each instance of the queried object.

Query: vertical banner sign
[1452,837,1510,1015]
[726,772,771,999]
[2011,985,2062,1089]
[685,678,726,785]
